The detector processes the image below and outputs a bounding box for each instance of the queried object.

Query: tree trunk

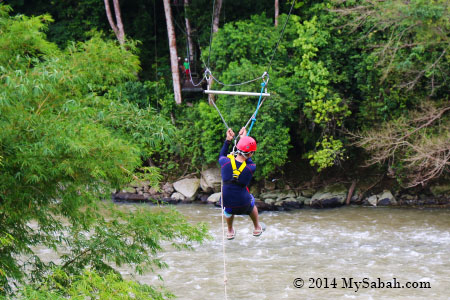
[212,0,223,34]
[346,180,357,205]
[208,0,223,106]
[184,0,195,62]
[274,0,279,27]
[163,0,182,105]
[104,0,125,45]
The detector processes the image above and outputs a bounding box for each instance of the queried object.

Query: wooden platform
[181,79,204,93]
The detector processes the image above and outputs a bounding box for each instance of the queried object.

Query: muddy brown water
[114,204,450,300]
[33,203,449,299]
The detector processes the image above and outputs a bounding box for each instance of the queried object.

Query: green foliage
[189,11,353,174]
[294,17,351,127]
[176,14,301,177]
[59,205,208,277]
[0,7,205,296]
[0,5,58,69]
[307,136,345,172]
[14,269,174,300]
[335,0,450,122]
[331,0,450,183]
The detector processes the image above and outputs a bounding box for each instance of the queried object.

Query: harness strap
[223,180,246,188]
[227,154,246,180]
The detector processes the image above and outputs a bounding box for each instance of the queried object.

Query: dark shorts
[223,195,255,216]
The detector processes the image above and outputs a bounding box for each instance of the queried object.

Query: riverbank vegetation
[1,0,449,297]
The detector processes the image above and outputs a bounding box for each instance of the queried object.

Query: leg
[249,205,261,232]
[225,214,234,235]
[225,213,235,240]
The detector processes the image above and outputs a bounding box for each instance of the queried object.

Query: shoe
[253,222,266,237]
[227,228,236,240]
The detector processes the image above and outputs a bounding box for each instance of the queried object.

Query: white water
[115,204,450,300]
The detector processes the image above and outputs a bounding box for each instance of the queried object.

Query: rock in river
[173,178,200,200]
[311,184,347,208]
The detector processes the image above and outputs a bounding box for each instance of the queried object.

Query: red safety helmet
[236,136,257,152]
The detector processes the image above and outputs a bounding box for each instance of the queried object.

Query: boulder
[148,187,159,196]
[311,184,347,208]
[303,197,312,206]
[129,181,140,188]
[264,198,276,205]
[296,196,309,206]
[365,190,396,206]
[301,188,316,198]
[367,195,378,206]
[260,190,295,201]
[162,182,174,194]
[350,189,362,204]
[171,192,186,201]
[280,197,304,209]
[255,200,277,211]
[259,191,282,200]
[122,187,136,194]
[401,194,418,201]
[207,192,221,204]
[197,193,210,203]
[114,192,148,202]
[264,179,276,191]
[130,180,150,189]
[173,178,200,200]
[377,190,396,206]
[430,183,450,197]
[249,184,261,197]
[200,168,221,193]
[276,192,297,200]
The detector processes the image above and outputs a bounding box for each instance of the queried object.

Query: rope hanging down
[205,2,296,299]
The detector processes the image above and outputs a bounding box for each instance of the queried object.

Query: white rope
[210,98,230,130]
[207,69,265,87]
[220,181,229,299]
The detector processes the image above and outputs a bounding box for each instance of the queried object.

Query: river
[112,204,450,300]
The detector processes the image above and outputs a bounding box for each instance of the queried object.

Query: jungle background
[0,0,449,298]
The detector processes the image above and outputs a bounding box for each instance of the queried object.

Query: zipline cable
[204,0,296,87]
[173,4,206,87]
[206,69,265,87]
[266,0,296,72]
[204,2,296,298]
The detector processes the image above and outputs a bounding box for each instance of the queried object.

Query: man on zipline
[219,127,266,240]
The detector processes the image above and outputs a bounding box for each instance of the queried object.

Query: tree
[212,0,223,34]
[207,0,224,106]
[184,0,195,62]
[351,104,450,187]
[163,0,182,105]
[104,0,125,45]
[275,0,279,27]
[332,0,450,186]
[0,6,206,295]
